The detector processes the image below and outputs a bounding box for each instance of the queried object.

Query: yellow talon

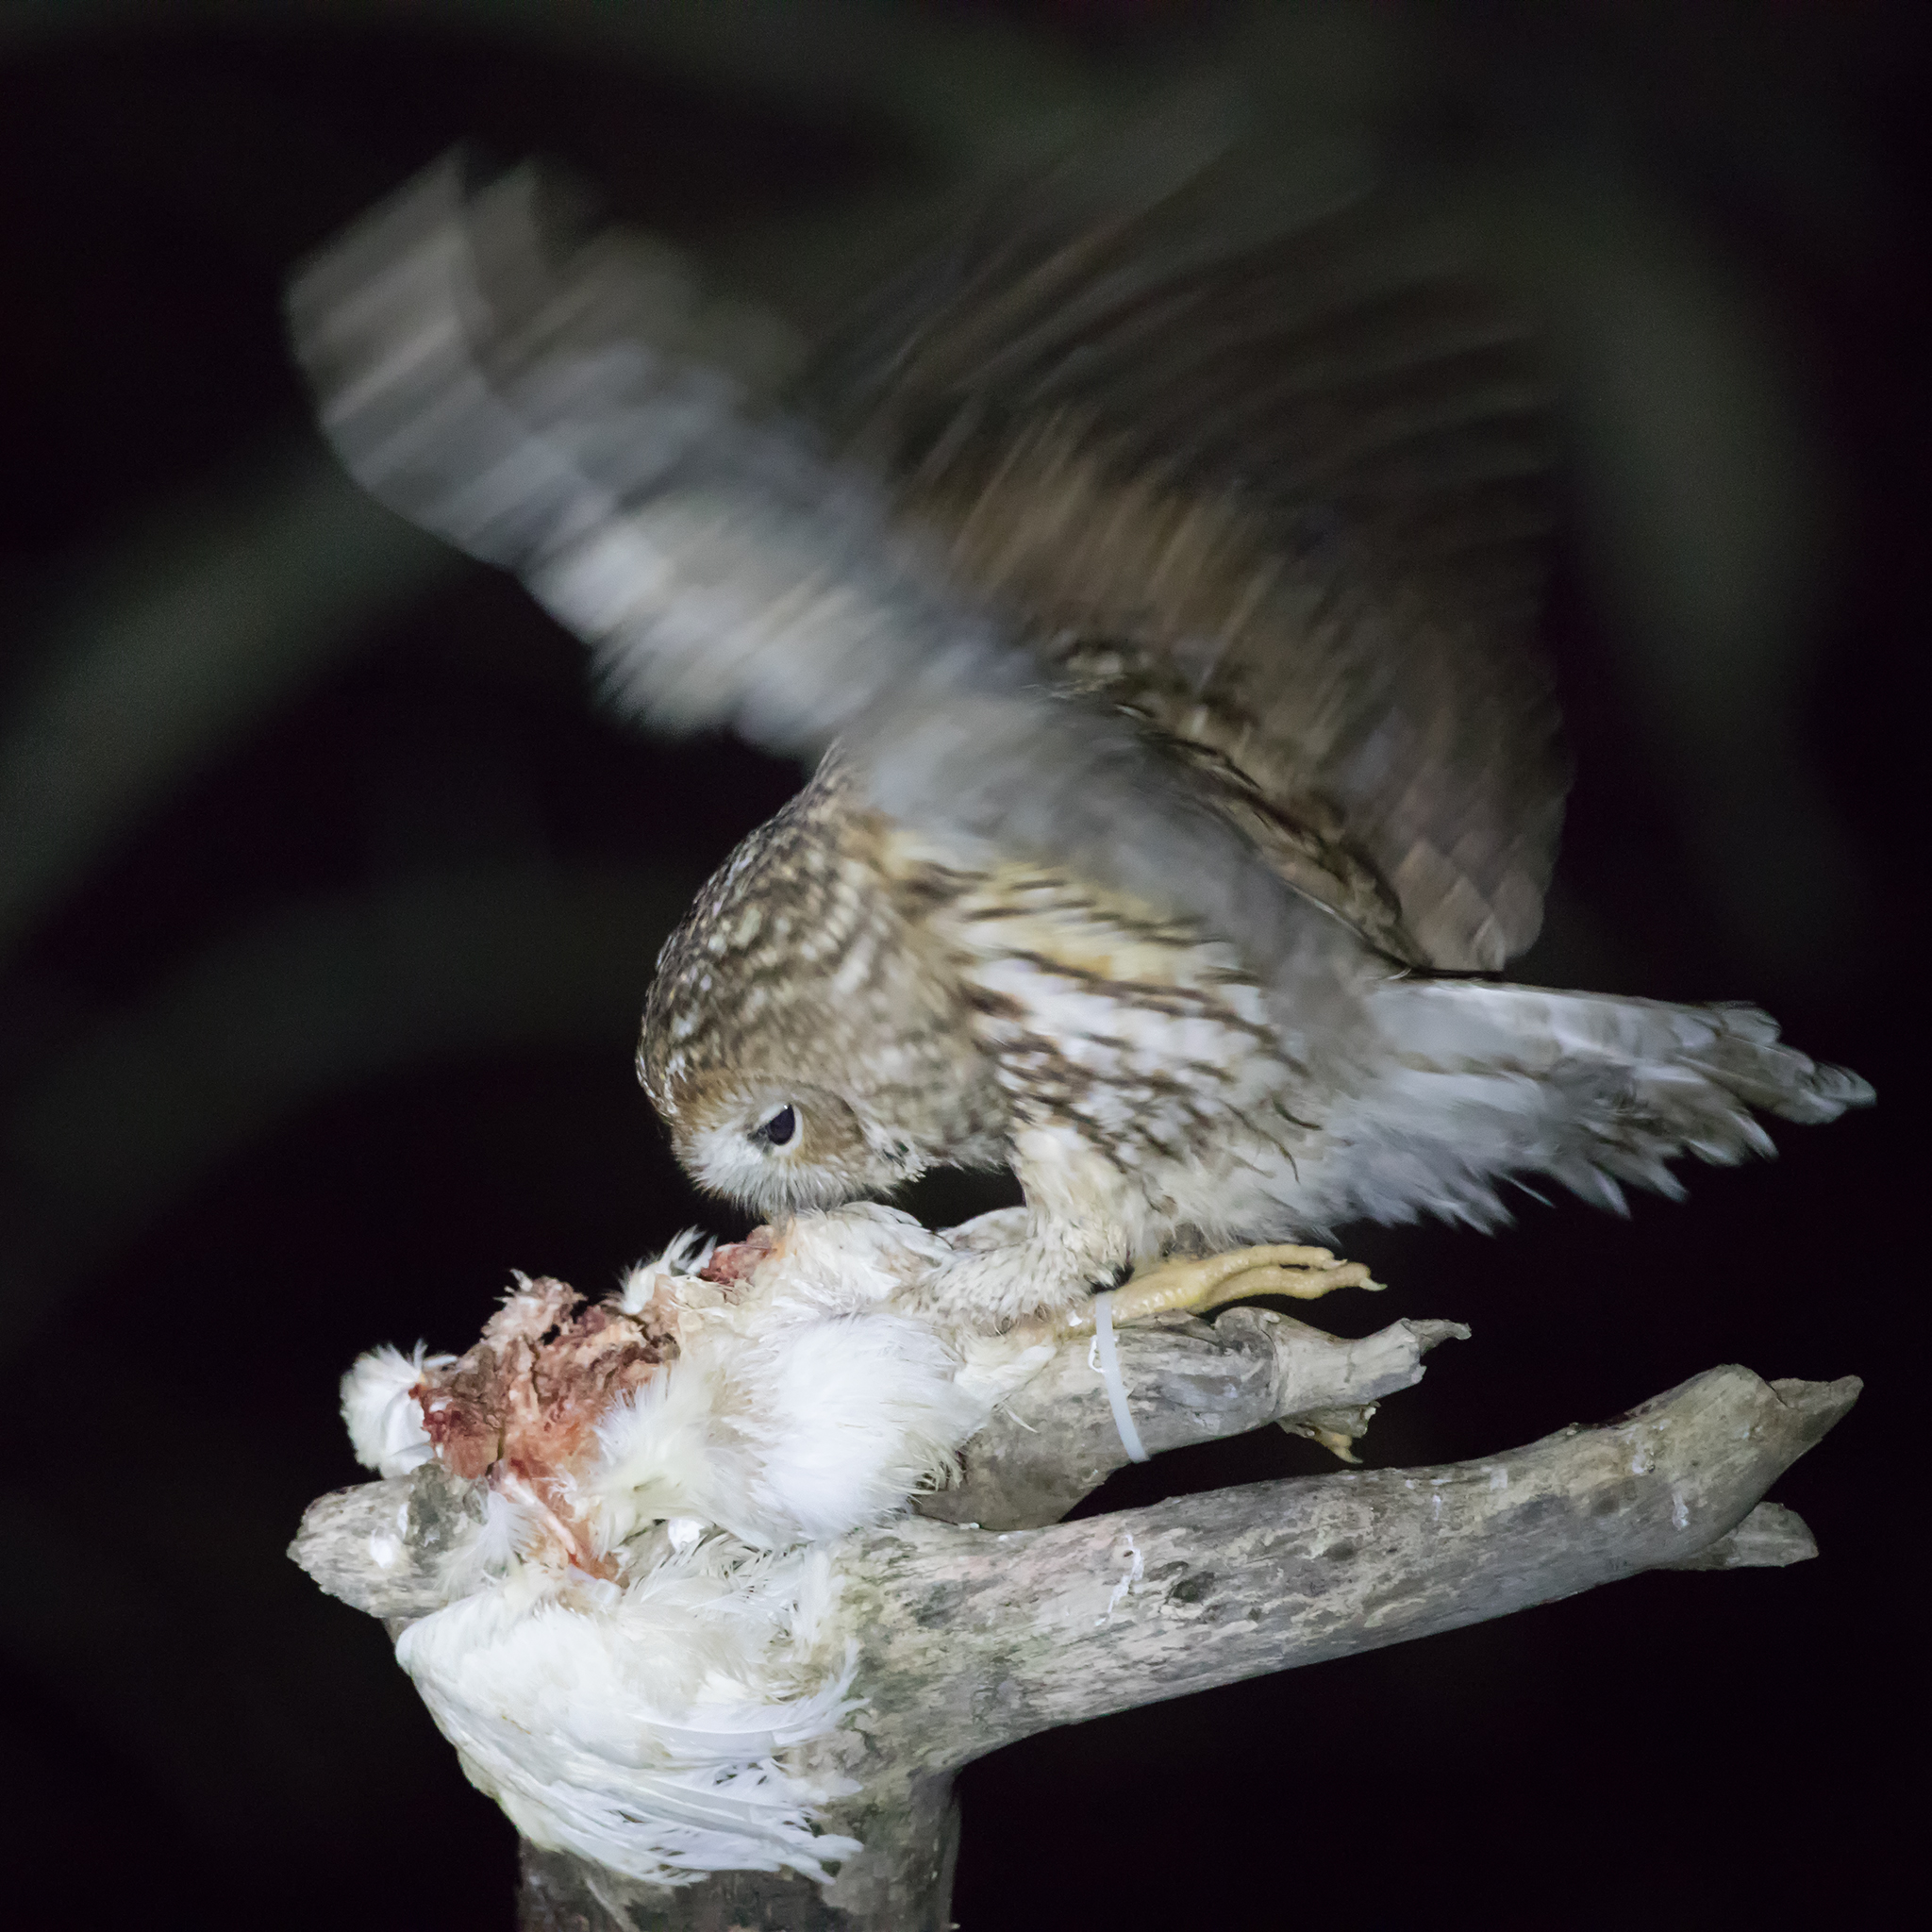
[1046,1241,1384,1338]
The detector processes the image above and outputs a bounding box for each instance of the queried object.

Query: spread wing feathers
[286,149,1354,1010]
[804,131,1567,970]
[284,151,938,747]
[1320,982,1872,1232]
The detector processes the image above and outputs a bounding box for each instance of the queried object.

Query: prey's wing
[286,150,1357,1026]
[805,125,1567,971]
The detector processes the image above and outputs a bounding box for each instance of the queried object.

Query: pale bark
[924,1307,1470,1528]
[817,1366,1854,1776]
[289,1312,1858,1932]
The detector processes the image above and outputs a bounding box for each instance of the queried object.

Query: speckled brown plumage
[288,128,1871,1327]
[640,756,1010,1210]
[635,138,1868,1322]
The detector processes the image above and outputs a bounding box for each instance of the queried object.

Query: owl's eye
[755,1105,797,1148]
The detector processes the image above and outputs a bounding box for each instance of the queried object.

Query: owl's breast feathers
[880,821,1310,1174]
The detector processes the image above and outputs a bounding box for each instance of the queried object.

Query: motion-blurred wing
[806,125,1567,970]
[286,152,931,750]
[286,151,1356,1026]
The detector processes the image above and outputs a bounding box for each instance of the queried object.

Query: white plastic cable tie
[1091,1290,1150,1463]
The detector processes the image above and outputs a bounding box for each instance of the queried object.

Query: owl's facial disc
[675,1081,901,1215]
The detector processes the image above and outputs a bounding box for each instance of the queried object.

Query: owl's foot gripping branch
[1043,1241,1384,1340]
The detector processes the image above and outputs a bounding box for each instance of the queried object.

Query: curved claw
[1043,1242,1385,1339]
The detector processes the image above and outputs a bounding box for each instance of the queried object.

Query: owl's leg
[1046,1244,1382,1337]
[932,1215,1131,1329]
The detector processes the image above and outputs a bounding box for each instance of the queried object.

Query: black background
[0,4,1919,1925]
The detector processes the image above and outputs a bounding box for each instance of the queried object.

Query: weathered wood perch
[928,1307,1473,1527]
[292,1308,1857,1932]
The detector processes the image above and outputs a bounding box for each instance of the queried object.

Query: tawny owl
[291,129,1871,1325]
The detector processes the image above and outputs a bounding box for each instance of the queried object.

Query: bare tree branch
[291,1307,1856,1931]
[922,1307,1470,1529]
[824,1365,1855,1776]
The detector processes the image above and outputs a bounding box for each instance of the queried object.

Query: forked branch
[291,1313,1857,1932]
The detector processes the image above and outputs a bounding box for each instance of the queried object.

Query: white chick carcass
[342,1202,1005,1557]
[590,1206,999,1549]
[336,1204,1036,1886]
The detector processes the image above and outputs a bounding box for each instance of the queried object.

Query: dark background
[0,3,1919,1925]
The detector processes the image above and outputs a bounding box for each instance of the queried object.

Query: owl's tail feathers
[1341,982,1872,1228]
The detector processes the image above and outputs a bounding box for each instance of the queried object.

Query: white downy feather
[397,1541,862,1884]
[614,1226,715,1313]
[584,1205,992,1549]
[345,1204,1056,1888]
[341,1341,452,1479]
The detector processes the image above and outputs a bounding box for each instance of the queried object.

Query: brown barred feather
[804,144,1567,969]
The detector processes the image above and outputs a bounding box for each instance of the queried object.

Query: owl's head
[656,1077,929,1216]
[633,765,1009,1213]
